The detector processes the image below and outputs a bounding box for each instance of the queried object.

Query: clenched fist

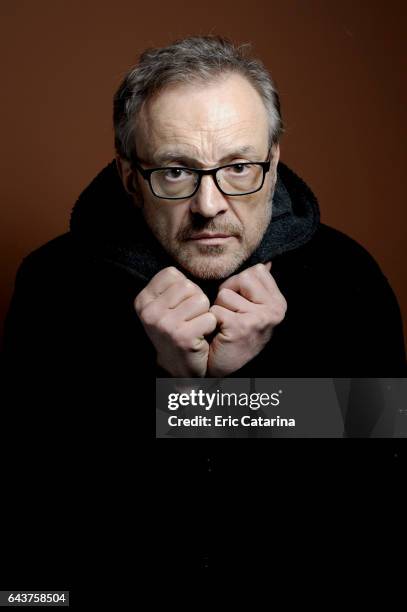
[207,262,287,377]
[134,266,217,377]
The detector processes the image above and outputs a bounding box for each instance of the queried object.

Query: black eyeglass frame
[130,147,272,200]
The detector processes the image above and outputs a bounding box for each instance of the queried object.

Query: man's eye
[164,168,190,180]
[230,164,249,174]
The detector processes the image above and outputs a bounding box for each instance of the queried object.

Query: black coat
[3,159,406,389]
[1,159,405,579]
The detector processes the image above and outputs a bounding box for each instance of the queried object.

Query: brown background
[1,0,406,349]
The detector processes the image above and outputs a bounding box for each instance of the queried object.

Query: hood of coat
[70,159,320,287]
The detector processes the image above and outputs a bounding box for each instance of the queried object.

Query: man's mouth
[188,232,235,244]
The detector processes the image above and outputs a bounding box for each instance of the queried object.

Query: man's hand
[134,266,217,377]
[207,262,287,377]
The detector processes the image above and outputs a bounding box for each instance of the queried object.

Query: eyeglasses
[130,147,272,200]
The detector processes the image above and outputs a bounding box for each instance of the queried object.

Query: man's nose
[189,175,229,217]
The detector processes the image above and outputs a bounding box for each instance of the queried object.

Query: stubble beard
[174,240,246,280]
[144,181,275,281]
[173,195,272,280]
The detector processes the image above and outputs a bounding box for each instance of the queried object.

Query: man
[1,35,405,580]
[3,35,405,388]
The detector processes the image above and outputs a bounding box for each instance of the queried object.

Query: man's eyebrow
[149,145,261,167]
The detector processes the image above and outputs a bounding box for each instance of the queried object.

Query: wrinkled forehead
[134,73,270,162]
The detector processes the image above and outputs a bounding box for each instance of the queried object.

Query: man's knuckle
[207,312,218,326]
[209,306,219,319]
[143,304,165,328]
[198,293,210,310]
[184,279,195,289]
[217,287,230,301]
[165,266,184,280]
[240,272,254,288]
[141,305,156,326]
[275,297,287,320]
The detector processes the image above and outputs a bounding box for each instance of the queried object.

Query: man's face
[125,73,280,280]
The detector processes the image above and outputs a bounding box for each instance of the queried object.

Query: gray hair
[113,35,285,161]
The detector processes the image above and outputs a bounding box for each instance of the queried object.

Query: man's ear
[272,142,280,169]
[115,155,134,193]
[115,155,142,205]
